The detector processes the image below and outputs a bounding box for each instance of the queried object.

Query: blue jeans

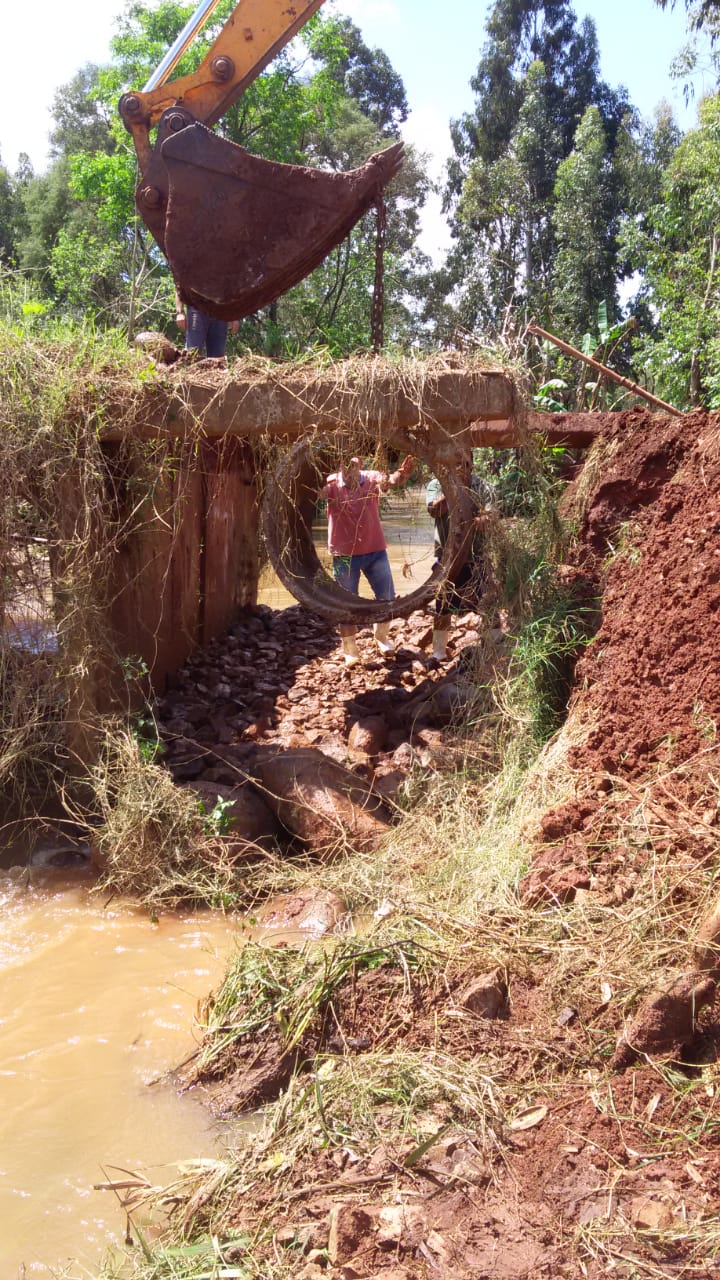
[185,307,228,357]
[332,549,396,602]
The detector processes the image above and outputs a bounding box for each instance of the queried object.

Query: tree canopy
[3,1,426,352]
[437,0,632,339]
[2,0,720,409]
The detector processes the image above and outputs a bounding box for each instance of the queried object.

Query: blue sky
[353,0,705,256]
[0,0,707,258]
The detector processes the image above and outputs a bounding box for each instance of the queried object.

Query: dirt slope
[525,409,720,906]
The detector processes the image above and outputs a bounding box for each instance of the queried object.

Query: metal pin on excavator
[119,0,404,320]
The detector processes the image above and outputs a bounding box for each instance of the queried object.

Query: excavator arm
[119,0,403,320]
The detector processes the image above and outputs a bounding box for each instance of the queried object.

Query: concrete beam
[101,363,518,441]
[470,411,616,448]
[103,359,657,446]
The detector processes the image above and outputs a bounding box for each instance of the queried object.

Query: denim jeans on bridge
[185,307,228,358]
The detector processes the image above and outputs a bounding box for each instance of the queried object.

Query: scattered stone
[28,836,90,868]
[275,1226,297,1246]
[155,605,492,863]
[392,742,414,769]
[627,1196,676,1231]
[348,716,388,757]
[296,1263,325,1280]
[184,780,279,851]
[520,842,591,906]
[457,967,509,1019]
[371,765,408,805]
[693,894,720,974]
[328,1203,377,1265]
[253,886,347,938]
[134,331,181,364]
[612,971,717,1069]
[377,1204,426,1250]
[172,757,207,781]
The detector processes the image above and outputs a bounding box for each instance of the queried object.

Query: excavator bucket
[157,123,404,320]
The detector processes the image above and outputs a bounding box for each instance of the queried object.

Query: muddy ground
[153,408,720,1279]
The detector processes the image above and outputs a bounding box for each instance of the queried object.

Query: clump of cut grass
[192,933,437,1077]
[482,465,599,747]
[117,1045,506,1274]
[83,727,243,909]
[564,430,623,532]
[505,580,598,745]
[574,1199,720,1277]
[0,646,64,814]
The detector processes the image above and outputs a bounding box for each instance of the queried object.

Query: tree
[274,99,430,353]
[438,0,631,340]
[49,66,114,159]
[446,61,560,330]
[655,0,720,35]
[12,64,120,313]
[319,17,408,136]
[0,155,18,264]
[622,93,720,407]
[552,106,619,337]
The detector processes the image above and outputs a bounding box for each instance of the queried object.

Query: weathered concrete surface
[100,361,518,442]
[103,356,628,446]
[472,411,616,448]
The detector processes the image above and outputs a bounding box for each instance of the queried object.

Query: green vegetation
[0,1,719,402]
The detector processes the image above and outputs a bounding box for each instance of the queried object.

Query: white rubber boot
[341,634,361,667]
[374,621,395,655]
[432,629,449,661]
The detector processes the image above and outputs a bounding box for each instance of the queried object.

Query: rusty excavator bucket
[151,122,404,320]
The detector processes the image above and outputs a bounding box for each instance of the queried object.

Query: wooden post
[200,436,259,644]
[527,323,683,418]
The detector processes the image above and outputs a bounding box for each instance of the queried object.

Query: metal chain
[370,194,387,354]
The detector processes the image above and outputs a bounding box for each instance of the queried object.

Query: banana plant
[579,301,636,409]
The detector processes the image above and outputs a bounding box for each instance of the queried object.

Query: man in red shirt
[321,454,416,666]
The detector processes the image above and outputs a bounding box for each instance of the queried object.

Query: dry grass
[77,727,260,909]
[98,722,720,1279]
[0,322,194,813]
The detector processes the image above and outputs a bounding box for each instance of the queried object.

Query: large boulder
[185,780,279,855]
[257,748,392,856]
[253,887,348,939]
[347,715,389,758]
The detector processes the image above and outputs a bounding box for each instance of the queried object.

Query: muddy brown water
[0,867,238,1278]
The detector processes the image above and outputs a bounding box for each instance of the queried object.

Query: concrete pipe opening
[261,435,477,625]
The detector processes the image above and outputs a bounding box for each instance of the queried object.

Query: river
[0,867,237,1278]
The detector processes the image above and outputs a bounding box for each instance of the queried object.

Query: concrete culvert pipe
[261,434,477,625]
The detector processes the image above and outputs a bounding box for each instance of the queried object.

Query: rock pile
[156,604,496,856]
